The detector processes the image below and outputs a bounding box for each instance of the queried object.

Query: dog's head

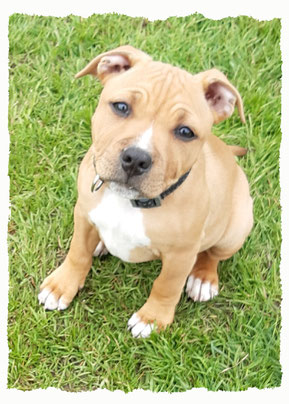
[76,46,245,199]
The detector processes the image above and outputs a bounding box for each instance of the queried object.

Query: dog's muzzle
[91,151,191,209]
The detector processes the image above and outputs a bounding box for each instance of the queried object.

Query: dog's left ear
[201,69,245,124]
[75,45,151,84]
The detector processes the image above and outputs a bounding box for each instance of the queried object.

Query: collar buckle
[131,197,162,209]
[130,169,191,209]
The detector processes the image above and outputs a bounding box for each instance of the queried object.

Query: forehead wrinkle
[126,87,149,105]
[150,67,191,111]
[170,103,192,120]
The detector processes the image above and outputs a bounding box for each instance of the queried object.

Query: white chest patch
[89,188,151,262]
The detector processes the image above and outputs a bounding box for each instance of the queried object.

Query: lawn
[8,13,282,392]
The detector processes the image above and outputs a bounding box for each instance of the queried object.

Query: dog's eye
[174,126,197,141]
[111,102,131,117]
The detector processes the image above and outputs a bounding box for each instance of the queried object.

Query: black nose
[120,147,152,177]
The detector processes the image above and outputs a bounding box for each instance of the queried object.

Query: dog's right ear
[75,45,151,84]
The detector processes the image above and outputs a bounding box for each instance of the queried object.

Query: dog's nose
[120,147,152,177]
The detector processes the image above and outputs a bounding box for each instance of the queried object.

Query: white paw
[186,275,218,302]
[127,313,156,338]
[93,240,108,257]
[38,288,68,311]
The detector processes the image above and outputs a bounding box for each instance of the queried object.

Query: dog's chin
[108,181,142,200]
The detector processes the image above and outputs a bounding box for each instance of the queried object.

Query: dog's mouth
[94,153,166,200]
[98,170,167,200]
[108,180,143,199]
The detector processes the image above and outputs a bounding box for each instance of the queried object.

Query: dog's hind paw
[93,240,109,257]
[186,275,218,302]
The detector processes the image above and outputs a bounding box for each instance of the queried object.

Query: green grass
[8,13,281,392]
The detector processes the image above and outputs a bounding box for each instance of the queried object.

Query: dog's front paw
[38,287,69,310]
[38,265,82,311]
[127,313,156,338]
[127,302,175,338]
[186,275,218,302]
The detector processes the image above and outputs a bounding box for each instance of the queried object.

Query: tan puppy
[38,46,253,338]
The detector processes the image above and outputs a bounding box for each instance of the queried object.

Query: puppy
[38,46,253,338]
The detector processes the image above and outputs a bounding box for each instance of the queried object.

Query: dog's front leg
[128,247,199,338]
[38,202,100,310]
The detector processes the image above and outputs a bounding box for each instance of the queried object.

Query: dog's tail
[229,145,248,157]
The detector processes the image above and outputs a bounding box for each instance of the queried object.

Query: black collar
[130,169,191,208]
[91,156,191,209]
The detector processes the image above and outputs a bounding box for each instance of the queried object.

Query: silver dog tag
[91,174,104,193]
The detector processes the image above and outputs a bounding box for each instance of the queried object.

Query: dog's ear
[201,69,245,124]
[75,45,151,84]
